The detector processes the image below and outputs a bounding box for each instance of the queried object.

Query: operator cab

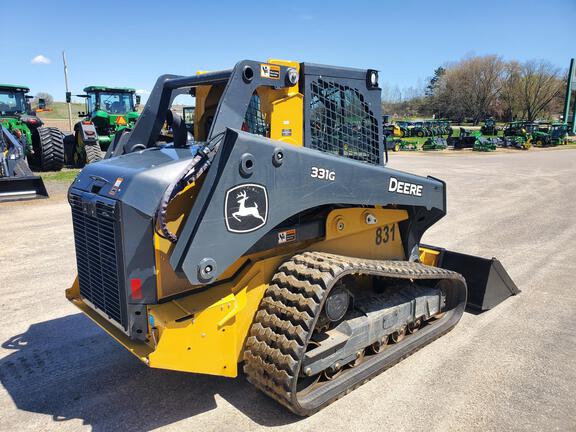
[81,86,137,116]
[0,85,31,116]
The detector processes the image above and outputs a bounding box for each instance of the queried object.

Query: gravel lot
[1,149,575,432]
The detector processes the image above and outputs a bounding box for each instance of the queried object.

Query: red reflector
[14,129,22,138]
[82,120,92,125]
[130,278,142,299]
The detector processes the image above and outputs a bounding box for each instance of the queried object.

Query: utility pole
[62,51,73,133]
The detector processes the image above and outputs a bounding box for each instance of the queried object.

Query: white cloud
[135,89,150,95]
[31,55,51,65]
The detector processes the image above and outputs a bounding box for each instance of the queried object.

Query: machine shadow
[0,314,299,431]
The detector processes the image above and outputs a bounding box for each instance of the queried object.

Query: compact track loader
[0,125,48,201]
[65,59,519,415]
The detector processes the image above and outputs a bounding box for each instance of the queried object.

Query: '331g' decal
[310,166,336,181]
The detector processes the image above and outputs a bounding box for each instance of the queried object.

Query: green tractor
[0,84,64,171]
[412,121,428,138]
[66,86,140,166]
[396,120,412,137]
[532,123,568,146]
[480,118,498,136]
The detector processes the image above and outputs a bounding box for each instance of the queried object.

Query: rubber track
[244,251,466,416]
[84,142,103,164]
[35,127,64,172]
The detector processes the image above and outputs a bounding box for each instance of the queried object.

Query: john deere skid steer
[65,59,518,415]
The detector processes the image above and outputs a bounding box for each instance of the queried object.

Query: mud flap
[420,245,520,311]
[0,176,49,202]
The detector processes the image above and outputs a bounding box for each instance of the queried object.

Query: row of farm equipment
[384,117,570,152]
[384,119,453,138]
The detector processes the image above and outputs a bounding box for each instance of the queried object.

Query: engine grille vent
[69,192,126,329]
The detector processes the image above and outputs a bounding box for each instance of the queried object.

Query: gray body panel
[70,129,445,288]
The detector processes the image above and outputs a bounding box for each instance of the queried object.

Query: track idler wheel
[370,335,389,354]
[390,326,406,343]
[408,318,422,334]
[323,363,343,381]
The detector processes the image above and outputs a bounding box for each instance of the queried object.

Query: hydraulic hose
[154,133,224,243]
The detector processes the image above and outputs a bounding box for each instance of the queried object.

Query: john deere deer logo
[232,190,265,223]
[225,184,268,233]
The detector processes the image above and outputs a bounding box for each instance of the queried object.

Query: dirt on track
[0,149,575,432]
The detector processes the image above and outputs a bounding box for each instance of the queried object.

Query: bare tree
[498,61,522,121]
[431,55,505,123]
[518,60,564,121]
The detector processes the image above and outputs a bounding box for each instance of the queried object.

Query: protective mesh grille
[243,93,269,137]
[70,192,126,329]
[309,79,380,164]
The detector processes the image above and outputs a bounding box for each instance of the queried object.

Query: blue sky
[1,0,574,102]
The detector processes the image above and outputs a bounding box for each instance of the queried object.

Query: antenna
[62,51,73,133]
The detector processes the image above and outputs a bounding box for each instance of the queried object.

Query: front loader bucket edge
[420,245,520,311]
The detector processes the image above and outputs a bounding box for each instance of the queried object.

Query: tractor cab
[0,85,41,128]
[545,123,568,145]
[0,85,64,171]
[550,123,567,136]
[80,86,139,123]
[0,85,31,117]
[68,86,142,166]
[522,122,539,134]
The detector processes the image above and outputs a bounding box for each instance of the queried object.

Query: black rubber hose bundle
[154,133,224,243]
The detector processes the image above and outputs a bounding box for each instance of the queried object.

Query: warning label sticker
[278,228,297,244]
[260,64,281,80]
[109,177,124,196]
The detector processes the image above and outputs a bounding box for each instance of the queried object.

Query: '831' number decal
[375,224,396,245]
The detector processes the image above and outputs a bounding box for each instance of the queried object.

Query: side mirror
[66,92,72,103]
[135,95,141,106]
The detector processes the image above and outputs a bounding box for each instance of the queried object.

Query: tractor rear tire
[30,127,65,172]
[417,131,424,138]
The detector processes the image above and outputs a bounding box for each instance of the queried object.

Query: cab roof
[0,84,30,93]
[83,86,136,93]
